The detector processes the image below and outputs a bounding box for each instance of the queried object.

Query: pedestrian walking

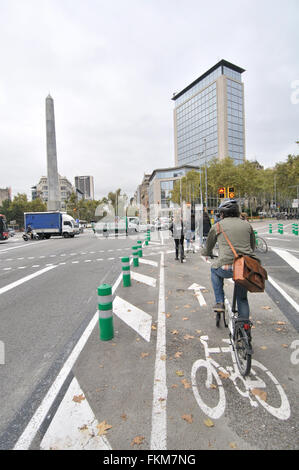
[170,214,185,262]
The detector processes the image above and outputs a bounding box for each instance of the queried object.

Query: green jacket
[201,217,259,269]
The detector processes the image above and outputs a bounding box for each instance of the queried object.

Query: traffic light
[228,187,235,199]
[218,187,226,198]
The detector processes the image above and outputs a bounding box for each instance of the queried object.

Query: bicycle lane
[22,242,298,450]
[163,251,298,450]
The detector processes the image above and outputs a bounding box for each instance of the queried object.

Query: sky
[0,0,298,200]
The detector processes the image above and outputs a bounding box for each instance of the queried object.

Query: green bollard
[98,284,114,341]
[254,230,258,246]
[137,240,143,258]
[132,246,139,267]
[269,223,272,234]
[147,229,151,241]
[121,257,131,287]
[295,223,298,236]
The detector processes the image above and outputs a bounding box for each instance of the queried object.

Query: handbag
[217,223,268,293]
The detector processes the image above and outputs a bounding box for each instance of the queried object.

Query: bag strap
[216,222,239,258]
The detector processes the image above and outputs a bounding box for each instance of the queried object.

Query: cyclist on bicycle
[201,199,258,320]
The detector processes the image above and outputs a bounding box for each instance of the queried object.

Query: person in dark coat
[203,211,211,237]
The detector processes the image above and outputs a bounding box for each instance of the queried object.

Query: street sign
[292,199,298,208]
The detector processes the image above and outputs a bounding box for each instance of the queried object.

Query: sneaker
[175,257,179,260]
[213,302,225,312]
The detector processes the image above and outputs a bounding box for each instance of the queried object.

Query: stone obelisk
[46,94,61,211]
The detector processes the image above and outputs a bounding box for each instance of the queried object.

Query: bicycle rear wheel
[256,236,268,253]
[234,323,252,376]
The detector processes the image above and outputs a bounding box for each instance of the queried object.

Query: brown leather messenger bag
[217,223,268,293]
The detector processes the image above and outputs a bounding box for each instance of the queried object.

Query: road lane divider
[0,265,57,296]
[98,284,114,341]
[121,257,131,287]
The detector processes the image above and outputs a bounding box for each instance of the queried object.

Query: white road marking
[113,296,152,342]
[267,276,299,313]
[188,283,207,307]
[131,271,157,287]
[150,252,167,450]
[271,248,299,273]
[40,377,111,450]
[0,265,57,296]
[139,258,158,267]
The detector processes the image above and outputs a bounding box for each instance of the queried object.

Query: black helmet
[218,199,240,217]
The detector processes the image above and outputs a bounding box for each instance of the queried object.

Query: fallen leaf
[79,424,88,431]
[260,346,267,350]
[171,329,179,335]
[210,383,217,389]
[181,379,191,389]
[121,414,127,421]
[166,313,171,318]
[151,325,157,330]
[158,397,166,402]
[276,321,286,325]
[171,384,178,388]
[141,352,149,358]
[176,370,184,377]
[262,306,271,310]
[251,388,267,402]
[182,317,189,321]
[72,394,85,403]
[160,355,167,361]
[196,330,202,334]
[204,418,214,428]
[97,421,112,436]
[184,334,195,340]
[147,301,154,304]
[229,442,237,449]
[281,344,288,348]
[131,436,145,446]
[182,414,193,424]
[183,304,191,308]
[174,351,183,358]
[218,370,230,379]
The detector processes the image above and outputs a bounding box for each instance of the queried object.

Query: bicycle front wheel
[234,324,252,376]
[256,237,268,253]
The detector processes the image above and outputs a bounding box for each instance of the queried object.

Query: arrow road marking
[130,271,157,287]
[188,283,207,307]
[40,377,112,450]
[113,296,152,342]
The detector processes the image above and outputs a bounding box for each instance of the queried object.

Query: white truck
[24,211,76,239]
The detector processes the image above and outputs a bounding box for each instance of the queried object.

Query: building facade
[172,59,246,168]
[0,187,12,205]
[148,165,199,220]
[136,174,151,222]
[32,175,74,210]
[74,176,94,200]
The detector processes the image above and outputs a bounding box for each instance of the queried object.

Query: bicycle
[255,235,268,253]
[210,254,253,376]
[216,280,253,376]
[191,335,291,421]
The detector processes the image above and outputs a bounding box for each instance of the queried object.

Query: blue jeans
[211,267,249,320]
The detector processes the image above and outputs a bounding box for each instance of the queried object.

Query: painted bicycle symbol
[191,336,291,421]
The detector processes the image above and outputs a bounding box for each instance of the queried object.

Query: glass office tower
[172,60,246,167]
